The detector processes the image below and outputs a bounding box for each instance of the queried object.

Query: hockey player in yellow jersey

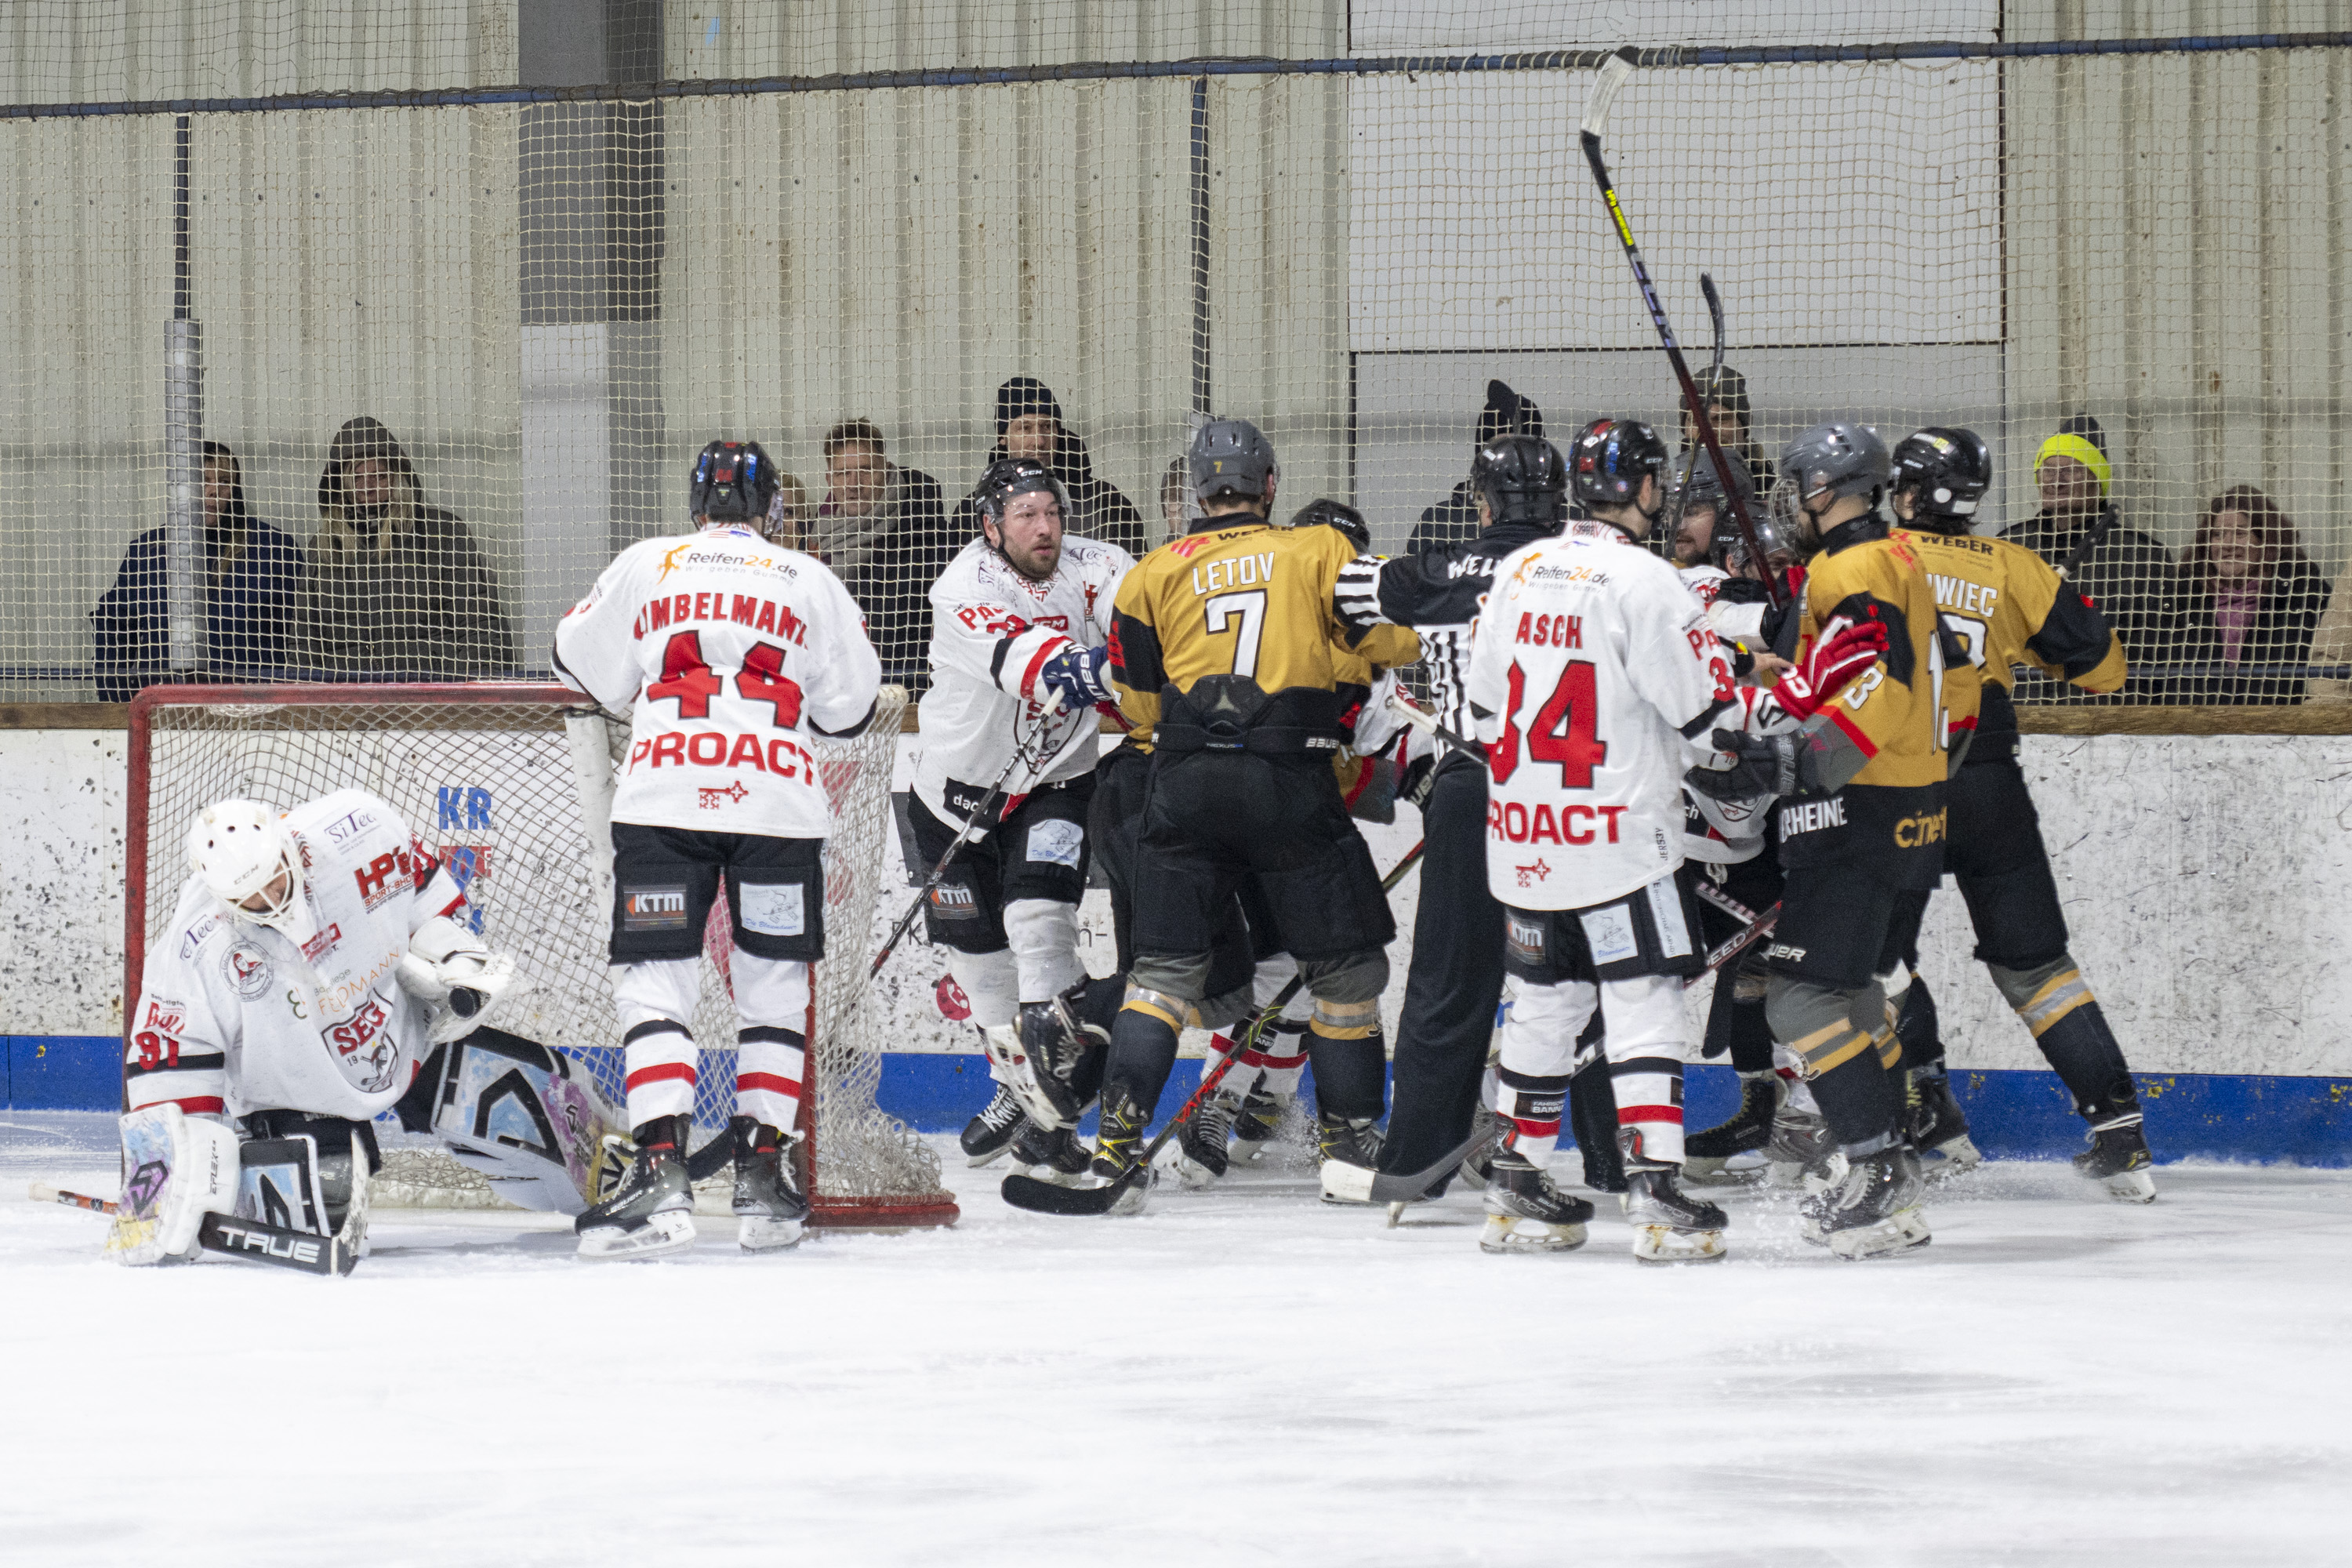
[1880,428,2155,1200]
[1097,418,1421,1201]
[1690,421,1981,1257]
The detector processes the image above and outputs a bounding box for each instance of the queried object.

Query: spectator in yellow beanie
[2005,414,2179,694]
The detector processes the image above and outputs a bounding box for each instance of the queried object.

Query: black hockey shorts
[609,822,826,964]
[1092,748,1256,993]
[1133,750,1395,970]
[908,775,1095,955]
[1503,876,1707,987]
[1942,757,2071,970]
[1763,860,1910,991]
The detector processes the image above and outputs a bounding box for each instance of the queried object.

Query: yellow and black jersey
[1905,528,2124,744]
[1109,517,1420,751]
[1795,524,1983,791]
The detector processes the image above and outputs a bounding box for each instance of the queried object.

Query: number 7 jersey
[1466,524,1736,909]
[554,524,883,838]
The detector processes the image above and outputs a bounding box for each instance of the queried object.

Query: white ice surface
[4,1112,2349,1568]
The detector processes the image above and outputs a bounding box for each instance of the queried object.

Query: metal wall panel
[2015,0,2352,44]
[1350,0,1998,52]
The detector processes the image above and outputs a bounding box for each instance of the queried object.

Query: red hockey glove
[1772,619,1889,721]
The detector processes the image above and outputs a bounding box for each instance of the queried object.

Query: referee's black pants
[1377,754,1504,1185]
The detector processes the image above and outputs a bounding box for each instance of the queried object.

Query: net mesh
[131,683,949,1223]
[5,12,2350,706]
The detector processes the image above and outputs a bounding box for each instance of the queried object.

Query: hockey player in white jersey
[554,439,883,1258]
[914,456,1133,1181]
[108,791,593,1267]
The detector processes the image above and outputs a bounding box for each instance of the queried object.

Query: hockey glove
[398,914,518,1033]
[1036,643,1113,710]
[1686,729,1821,800]
[1398,751,1437,811]
[1770,619,1889,722]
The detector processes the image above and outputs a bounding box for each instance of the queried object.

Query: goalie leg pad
[107,1105,241,1265]
[427,1030,618,1214]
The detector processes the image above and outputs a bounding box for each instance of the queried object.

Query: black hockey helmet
[1189,418,1279,506]
[1567,417,1668,517]
[1290,497,1371,552]
[690,439,779,524]
[1780,422,1891,509]
[1469,433,1569,528]
[972,456,1072,535]
[1713,496,1799,578]
[1891,426,1992,532]
[1679,448,1759,521]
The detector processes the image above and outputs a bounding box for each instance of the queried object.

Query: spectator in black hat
[1406,379,1544,552]
[1675,365,1774,499]
[950,376,1145,560]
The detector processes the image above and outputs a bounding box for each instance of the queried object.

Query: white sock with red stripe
[615,957,703,1127]
[1599,974,1691,1165]
[1496,975,1598,1164]
[732,953,812,1134]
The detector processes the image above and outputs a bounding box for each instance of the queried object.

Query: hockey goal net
[123,682,956,1229]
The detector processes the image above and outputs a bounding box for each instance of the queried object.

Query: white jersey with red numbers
[1679,561,1730,610]
[1682,579,1777,866]
[554,524,882,838]
[1467,520,1736,909]
[913,532,1132,826]
[125,789,474,1124]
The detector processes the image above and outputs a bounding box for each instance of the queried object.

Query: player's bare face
[1004,415,1058,463]
[993,491,1065,580]
[2037,455,2101,517]
[2208,509,2259,579]
[1675,502,1715,566]
[827,443,887,517]
[343,459,394,514]
[239,869,292,914]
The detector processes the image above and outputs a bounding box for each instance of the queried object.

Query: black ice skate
[1017,990,1094,1128]
[1907,1065,1982,1178]
[729,1116,808,1252]
[1682,1070,1783,1184]
[2074,1112,2157,1203]
[1763,1102,1836,1189]
[1456,1104,1503,1191]
[1316,1112,1384,1205]
[1227,1081,1283,1165]
[1802,1145,1931,1259]
[1478,1147,1595,1254]
[575,1115,695,1261]
[1090,1087,1151,1183]
[1010,1121,1093,1188]
[960,1081,1028,1167]
[1169,1092,1235,1188]
[1619,1129,1728,1264]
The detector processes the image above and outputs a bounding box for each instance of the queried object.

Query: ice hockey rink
[5,1111,2347,1568]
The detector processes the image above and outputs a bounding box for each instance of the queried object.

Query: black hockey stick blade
[1701,273,1726,376]
[1000,1163,1149,1217]
[685,1131,738,1184]
[1337,1120,1508,1207]
[199,1212,359,1276]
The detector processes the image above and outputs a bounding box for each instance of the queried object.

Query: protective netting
[3,9,2350,707]
[129,683,952,1224]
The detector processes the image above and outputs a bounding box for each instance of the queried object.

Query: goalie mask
[689,439,781,529]
[187,800,307,935]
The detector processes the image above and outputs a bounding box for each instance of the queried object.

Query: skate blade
[1682,1155,1766,1189]
[1826,1206,1932,1260]
[964,1141,1018,1170]
[577,1209,696,1261]
[1919,1134,1983,1181]
[1107,1178,1151,1217]
[1764,1159,1810,1190]
[737,1214,804,1251]
[1017,1161,1091,1189]
[2096,1167,2157,1203]
[1385,1201,1408,1229]
[1478,1214,1589,1254]
[1632,1225,1728,1265]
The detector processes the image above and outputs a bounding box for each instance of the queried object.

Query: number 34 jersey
[555,524,883,839]
[1466,523,1737,911]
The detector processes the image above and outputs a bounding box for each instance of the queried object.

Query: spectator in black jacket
[815,418,952,691]
[91,440,304,700]
[2005,415,2180,700]
[2169,485,2332,704]
[950,377,1146,560]
[1673,365,1774,499]
[1406,379,1544,552]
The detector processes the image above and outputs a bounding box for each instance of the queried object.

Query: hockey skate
[1456,1103,1503,1191]
[960,1082,1028,1167]
[1802,1145,1931,1259]
[729,1116,808,1251]
[1166,1093,1235,1189]
[1478,1148,1594,1254]
[1226,1082,1284,1165]
[1009,1121,1093,1188]
[575,1116,695,1261]
[1316,1112,1384,1205]
[1682,1071,1783,1184]
[1084,1087,1153,1215]
[1017,990,1094,1128]
[1907,1066,1983,1179]
[1619,1130,1728,1264]
[2074,1112,2157,1203]
[1763,1102,1837,1189]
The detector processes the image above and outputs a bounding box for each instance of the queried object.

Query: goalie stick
[1579,50,1784,611]
[1661,272,1729,548]
[44,1133,373,1275]
[1000,840,1428,1218]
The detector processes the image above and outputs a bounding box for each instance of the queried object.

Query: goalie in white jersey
[914,456,1134,1181]
[109,791,600,1268]
[554,439,884,1259]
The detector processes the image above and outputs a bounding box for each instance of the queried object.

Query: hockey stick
[1661,272,1729,549]
[1694,898,1780,981]
[1000,840,1428,1218]
[198,1211,361,1276]
[1388,693,1486,765]
[1578,51,1784,611]
[30,1181,116,1214]
[2055,509,2122,585]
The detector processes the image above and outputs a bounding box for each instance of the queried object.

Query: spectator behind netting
[2004,415,2180,699]
[90,440,304,701]
[2167,486,2332,705]
[813,417,951,691]
[761,470,811,551]
[1406,379,1543,552]
[300,416,516,679]
[2309,557,2352,703]
[949,377,1146,561]
[1674,365,1776,499]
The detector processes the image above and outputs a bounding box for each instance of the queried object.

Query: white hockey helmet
[187,800,303,930]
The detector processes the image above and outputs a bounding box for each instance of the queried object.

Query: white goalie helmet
[187,800,305,932]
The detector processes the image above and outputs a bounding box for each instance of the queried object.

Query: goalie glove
[397,914,517,1033]
[1769,618,1889,722]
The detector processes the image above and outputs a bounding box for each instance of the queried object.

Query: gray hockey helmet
[1779,422,1891,506]
[1189,418,1279,503]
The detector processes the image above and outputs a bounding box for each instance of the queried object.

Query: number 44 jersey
[1466,522,1737,911]
[555,524,883,838]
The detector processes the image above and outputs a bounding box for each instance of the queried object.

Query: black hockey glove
[1398,753,1436,811]
[1686,729,1811,800]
